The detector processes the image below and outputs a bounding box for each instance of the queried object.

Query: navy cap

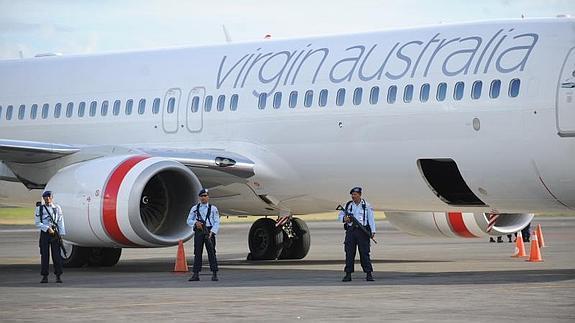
[42,191,52,198]
[349,187,362,194]
[198,188,209,196]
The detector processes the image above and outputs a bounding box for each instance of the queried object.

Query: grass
[0,207,386,225]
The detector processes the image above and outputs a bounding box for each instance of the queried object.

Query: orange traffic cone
[536,224,546,248]
[526,233,543,262]
[173,240,189,272]
[511,231,527,258]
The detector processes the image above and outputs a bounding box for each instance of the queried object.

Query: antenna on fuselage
[222,24,232,43]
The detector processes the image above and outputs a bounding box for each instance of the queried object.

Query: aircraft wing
[0,139,80,163]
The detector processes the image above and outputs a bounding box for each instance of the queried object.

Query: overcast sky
[0,0,573,59]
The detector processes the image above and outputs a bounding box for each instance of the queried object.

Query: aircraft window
[489,80,501,99]
[404,85,414,103]
[353,87,363,106]
[101,100,109,116]
[125,99,133,115]
[138,99,146,115]
[319,89,328,107]
[420,84,430,102]
[204,95,213,112]
[30,104,38,119]
[90,101,98,117]
[152,98,160,114]
[454,82,464,100]
[66,102,74,118]
[78,102,86,117]
[167,97,176,113]
[191,96,200,113]
[304,90,314,108]
[509,79,520,97]
[288,91,298,108]
[336,88,345,106]
[230,94,239,111]
[369,86,379,105]
[436,83,447,101]
[113,100,121,116]
[41,104,49,119]
[258,93,267,110]
[54,103,62,118]
[217,95,226,111]
[472,81,482,100]
[273,92,282,109]
[387,86,397,104]
[6,105,13,120]
[18,105,25,120]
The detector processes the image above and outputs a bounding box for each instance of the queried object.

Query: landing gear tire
[248,218,284,260]
[62,242,90,268]
[279,217,311,260]
[86,247,122,267]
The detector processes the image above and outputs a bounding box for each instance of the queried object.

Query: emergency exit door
[162,88,181,133]
[557,47,575,137]
[186,87,204,132]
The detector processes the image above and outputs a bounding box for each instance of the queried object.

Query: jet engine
[385,212,534,238]
[44,155,202,250]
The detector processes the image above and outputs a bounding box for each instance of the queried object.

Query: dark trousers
[39,231,63,276]
[522,223,531,241]
[192,229,218,273]
[344,227,373,273]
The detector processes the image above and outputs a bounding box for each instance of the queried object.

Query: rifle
[194,217,215,253]
[38,202,68,257]
[336,204,377,244]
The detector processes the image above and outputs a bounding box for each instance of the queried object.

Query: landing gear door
[557,47,575,137]
[162,88,181,134]
[186,87,204,132]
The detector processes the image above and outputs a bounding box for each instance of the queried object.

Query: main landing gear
[61,241,122,268]
[247,217,310,260]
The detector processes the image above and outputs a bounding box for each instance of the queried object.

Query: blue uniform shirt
[187,203,221,235]
[337,199,376,233]
[35,203,66,235]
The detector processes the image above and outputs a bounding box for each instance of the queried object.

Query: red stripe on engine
[102,155,149,246]
[447,212,478,238]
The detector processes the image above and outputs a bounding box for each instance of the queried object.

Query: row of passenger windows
[257,79,521,109]
[0,94,240,121]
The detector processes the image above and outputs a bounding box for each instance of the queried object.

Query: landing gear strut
[247,217,310,260]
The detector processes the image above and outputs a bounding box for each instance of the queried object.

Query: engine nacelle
[45,155,202,247]
[385,212,534,238]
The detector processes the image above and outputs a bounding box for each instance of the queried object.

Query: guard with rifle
[34,191,66,284]
[186,188,220,282]
[337,187,376,282]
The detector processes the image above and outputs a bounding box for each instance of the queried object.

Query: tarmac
[0,217,574,322]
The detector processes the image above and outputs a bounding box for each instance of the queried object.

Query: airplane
[0,17,574,267]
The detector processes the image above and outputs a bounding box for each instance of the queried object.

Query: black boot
[342,273,352,282]
[489,237,495,243]
[366,272,374,281]
[188,272,200,281]
[40,275,48,283]
[497,236,503,243]
[55,275,62,283]
[211,272,219,281]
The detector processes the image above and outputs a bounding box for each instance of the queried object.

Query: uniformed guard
[338,187,376,282]
[186,188,221,282]
[34,191,66,283]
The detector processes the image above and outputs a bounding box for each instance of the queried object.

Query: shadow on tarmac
[1,258,574,289]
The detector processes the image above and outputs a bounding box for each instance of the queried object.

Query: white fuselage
[1,18,574,214]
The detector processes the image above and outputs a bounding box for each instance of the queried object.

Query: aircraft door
[186,87,204,132]
[162,88,182,133]
[557,47,575,137]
